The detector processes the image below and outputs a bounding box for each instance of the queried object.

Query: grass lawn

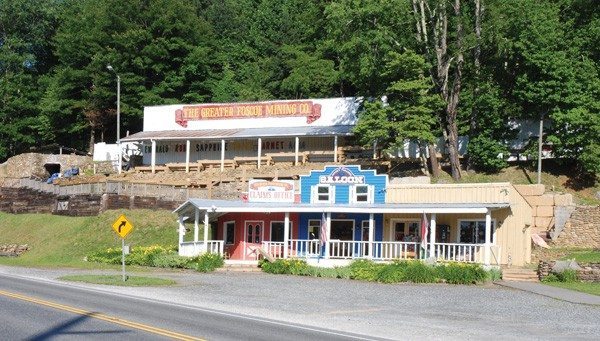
[544,282,600,296]
[0,209,177,268]
[560,250,600,263]
[58,274,176,286]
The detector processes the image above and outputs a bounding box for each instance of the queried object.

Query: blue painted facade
[298,165,387,241]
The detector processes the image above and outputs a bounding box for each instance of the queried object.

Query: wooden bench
[306,150,340,163]
[233,156,272,167]
[198,159,237,169]
[165,162,204,173]
[338,146,376,161]
[266,152,308,165]
[134,165,168,173]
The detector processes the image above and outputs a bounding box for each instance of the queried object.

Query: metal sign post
[121,238,126,281]
[112,214,134,282]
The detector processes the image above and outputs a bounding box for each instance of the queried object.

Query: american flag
[320,212,328,246]
[420,212,428,251]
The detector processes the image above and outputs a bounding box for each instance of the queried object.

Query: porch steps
[216,264,262,273]
[501,267,539,282]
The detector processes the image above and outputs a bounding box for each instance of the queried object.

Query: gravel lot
[2,266,599,340]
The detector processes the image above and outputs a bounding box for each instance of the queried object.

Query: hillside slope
[0,209,177,268]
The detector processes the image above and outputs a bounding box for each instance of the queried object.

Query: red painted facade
[217,212,299,260]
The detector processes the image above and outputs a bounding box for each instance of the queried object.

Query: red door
[246,221,263,244]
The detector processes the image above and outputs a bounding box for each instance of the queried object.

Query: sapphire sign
[318,167,365,185]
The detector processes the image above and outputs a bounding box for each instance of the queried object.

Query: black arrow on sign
[118,221,126,233]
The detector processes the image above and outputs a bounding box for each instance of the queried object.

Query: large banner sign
[248,179,295,203]
[319,167,365,185]
[175,101,321,127]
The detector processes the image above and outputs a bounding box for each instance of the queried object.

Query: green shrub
[260,259,309,275]
[87,245,177,266]
[151,253,191,268]
[542,273,559,282]
[486,267,503,282]
[193,253,224,272]
[87,248,122,264]
[556,269,578,283]
[349,259,384,281]
[403,261,437,283]
[376,263,407,283]
[436,263,487,284]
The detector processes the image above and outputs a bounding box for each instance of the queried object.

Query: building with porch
[119,98,369,173]
[174,166,533,267]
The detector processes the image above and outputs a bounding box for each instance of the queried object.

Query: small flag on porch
[420,212,428,252]
[320,212,328,246]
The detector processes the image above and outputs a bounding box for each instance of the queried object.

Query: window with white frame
[458,220,495,244]
[270,221,293,242]
[350,184,373,204]
[312,185,334,203]
[224,221,235,245]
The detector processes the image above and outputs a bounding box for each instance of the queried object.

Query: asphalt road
[0,273,381,341]
[1,266,599,340]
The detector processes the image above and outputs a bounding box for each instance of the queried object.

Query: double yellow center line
[0,289,204,341]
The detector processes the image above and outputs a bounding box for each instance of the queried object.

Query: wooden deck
[265,152,308,164]
[233,156,272,167]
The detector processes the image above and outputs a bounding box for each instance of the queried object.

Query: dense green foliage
[0,0,598,178]
[87,245,224,272]
[261,259,493,285]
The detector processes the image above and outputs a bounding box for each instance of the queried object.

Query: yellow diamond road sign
[112,214,133,238]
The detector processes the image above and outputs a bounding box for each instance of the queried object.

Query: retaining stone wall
[538,260,600,282]
[0,187,183,216]
[554,206,600,248]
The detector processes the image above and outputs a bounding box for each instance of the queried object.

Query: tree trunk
[88,127,95,155]
[428,142,440,177]
[468,0,483,171]
[419,142,430,176]
[445,0,464,181]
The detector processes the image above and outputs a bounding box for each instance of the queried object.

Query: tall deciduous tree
[412,0,468,180]
[354,51,442,174]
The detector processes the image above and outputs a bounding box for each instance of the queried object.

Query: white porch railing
[257,240,498,265]
[372,241,421,260]
[431,243,485,263]
[179,240,224,257]
[262,241,285,258]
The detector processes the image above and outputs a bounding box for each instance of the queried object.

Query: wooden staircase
[216,263,262,273]
[501,267,539,282]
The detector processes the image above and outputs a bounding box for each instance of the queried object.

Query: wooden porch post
[257,137,262,169]
[294,136,299,165]
[284,212,290,258]
[177,216,185,246]
[220,139,225,172]
[193,208,199,243]
[484,209,491,266]
[151,139,156,173]
[185,139,191,173]
[325,212,331,259]
[333,135,338,162]
[368,213,374,258]
[203,210,209,252]
[429,213,437,258]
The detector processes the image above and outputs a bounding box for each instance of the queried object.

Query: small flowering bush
[261,258,492,285]
[86,245,223,272]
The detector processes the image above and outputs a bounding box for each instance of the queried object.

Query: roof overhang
[121,125,355,142]
[174,199,509,216]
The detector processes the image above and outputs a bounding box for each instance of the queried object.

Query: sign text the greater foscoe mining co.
[175,101,321,127]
